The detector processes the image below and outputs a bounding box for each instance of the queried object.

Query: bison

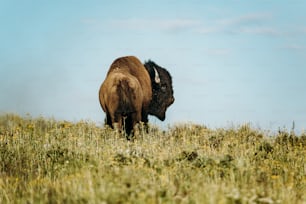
[99,56,174,137]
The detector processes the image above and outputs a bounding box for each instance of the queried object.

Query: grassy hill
[0,114,305,203]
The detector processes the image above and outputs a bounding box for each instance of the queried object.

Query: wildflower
[27,124,35,131]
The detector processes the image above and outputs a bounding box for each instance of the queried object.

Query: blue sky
[1,1,306,132]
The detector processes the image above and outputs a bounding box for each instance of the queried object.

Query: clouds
[83,9,306,39]
[238,27,279,36]
[284,44,306,51]
[217,13,270,26]
[109,18,200,33]
[105,12,282,37]
[93,11,306,59]
[198,13,281,36]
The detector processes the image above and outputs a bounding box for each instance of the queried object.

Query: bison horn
[154,67,160,84]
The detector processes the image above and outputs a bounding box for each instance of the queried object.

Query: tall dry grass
[0,114,305,203]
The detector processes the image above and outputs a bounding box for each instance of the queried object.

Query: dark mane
[144,60,157,68]
[144,60,173,82]
[143,59,174,121]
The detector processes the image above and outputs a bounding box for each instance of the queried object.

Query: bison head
[144,60,174,121]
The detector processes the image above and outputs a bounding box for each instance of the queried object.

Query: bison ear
[154,67,160,84]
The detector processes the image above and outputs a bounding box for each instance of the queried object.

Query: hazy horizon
[1,1,306,133]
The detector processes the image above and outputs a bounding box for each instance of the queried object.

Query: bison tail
[116,79,136,116]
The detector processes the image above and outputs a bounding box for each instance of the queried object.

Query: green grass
[0,114,305,203]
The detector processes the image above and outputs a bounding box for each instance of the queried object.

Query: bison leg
[132,111,142,137]
[113,122,120,132]
[105,113,113,128]
[124,115,133,137]
[141,111,150,133]
[111,113,123,135]
[123,111,142,140]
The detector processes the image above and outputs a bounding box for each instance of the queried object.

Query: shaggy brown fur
[99,56,174,138]
[99,56,152,136]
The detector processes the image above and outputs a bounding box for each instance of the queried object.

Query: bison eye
[161,85,167,92]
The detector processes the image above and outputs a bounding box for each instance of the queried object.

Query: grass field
[0,114,305,203]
